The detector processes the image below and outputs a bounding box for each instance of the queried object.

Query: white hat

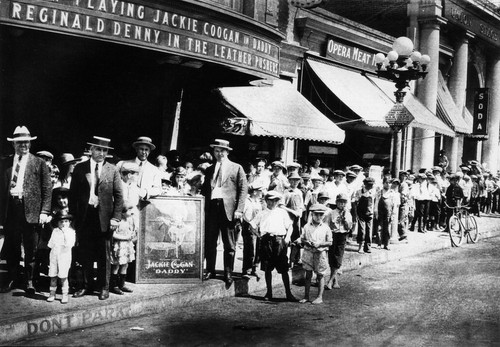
[7,126,37,142]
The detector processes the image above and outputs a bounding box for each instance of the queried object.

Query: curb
[1,227,497,345]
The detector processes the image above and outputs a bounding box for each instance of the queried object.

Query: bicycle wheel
[466,215,479,243]
[448,215,463,246]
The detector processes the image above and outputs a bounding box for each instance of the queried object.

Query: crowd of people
[1,126,499,305]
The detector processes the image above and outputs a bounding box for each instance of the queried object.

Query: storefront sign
[137,196,204,283]
[473,88,489,137]
[0,0,280,77]
[326,39,377,71]
[221,117,248,136]
[444,1,500,48]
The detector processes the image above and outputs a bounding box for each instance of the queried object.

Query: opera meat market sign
[0,0,280,78]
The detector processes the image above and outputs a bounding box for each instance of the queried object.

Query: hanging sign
[221,117,248,136]
[473,88,489,137]
[385,103,414,131]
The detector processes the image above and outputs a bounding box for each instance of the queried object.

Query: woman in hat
[54,153,81,189]
[170,166,188,195]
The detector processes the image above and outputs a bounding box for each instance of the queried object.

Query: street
[13,228,500,346]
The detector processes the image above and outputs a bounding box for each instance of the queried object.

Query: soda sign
[473,88,489,137]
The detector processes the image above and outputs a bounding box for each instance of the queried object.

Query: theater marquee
[0,0,280,77]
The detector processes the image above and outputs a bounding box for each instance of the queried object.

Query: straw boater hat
[132,136,156,151]
[210,139,232,151]
[87,136,113,150]
[7,126,37,142]
[37,151,53,160]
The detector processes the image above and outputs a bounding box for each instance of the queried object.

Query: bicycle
[444,202,479,247]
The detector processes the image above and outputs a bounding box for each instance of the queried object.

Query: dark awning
[216,81,345,144]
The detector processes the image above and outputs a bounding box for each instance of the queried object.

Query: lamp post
[374,37,430,177]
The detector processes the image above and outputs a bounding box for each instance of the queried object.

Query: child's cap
[265,191,282,200]
[300,173,311,180]
[309,204,328,214]
[333,169,345,177]
[317,191,330,200]
[363,177,375,185]
[336,193,349,202]
[121,161,140,174]
[248,181,265,191]
[287,172,301,180]
[345,170,357,179]
[54,210,73,222]
[311,174,323,182]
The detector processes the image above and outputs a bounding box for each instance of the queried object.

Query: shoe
[264,292,272,301]
[73,288,88,298]
[46,294,56,302]
[364,248,372,253]
[0,281,14,293]
[61,295,69,304]
[119,275,133,293]
[409,227,414,232]
[286,294,299,302]
[383,246,390,251]
[224,276,234,286]
[99,290,109,300]
[111,286,124,295]
[398,235,408,241]
[26,282,36,296]
[203,272,215,281]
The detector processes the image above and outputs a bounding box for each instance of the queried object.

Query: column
[413,14,446,171]
[447,31,474,172]
[482,53,500,173]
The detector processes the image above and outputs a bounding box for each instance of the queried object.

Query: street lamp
[374,37,430,176]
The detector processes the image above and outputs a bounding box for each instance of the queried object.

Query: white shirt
[250,207,292,236]
[211,161,224,199]
[88,158,103,206]
[10,154,29,196]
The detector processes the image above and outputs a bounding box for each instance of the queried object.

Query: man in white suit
[128,136,161,201]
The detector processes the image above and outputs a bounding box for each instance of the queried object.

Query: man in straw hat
[69,136,123,300]
[201,139,247,285]
[0,126,52,294]
[124,136,161,200]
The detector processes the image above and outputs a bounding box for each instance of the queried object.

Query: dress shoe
[26,282,36,296]
[73,288,88,298]
[203,272,215,281]
[224,276,234,286]
[0,281,15,293]
[99,290,109,300]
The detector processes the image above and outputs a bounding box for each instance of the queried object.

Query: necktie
[94,163,99,196]
[10,155,22,188]
[216,163,222,187]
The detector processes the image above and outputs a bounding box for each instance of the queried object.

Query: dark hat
[391,178,401,185]
[59,153,81,166]
[470,174,478,180]
[87,136,113,150]
[426,173,435,179]
[52,187,70,198]
[175,166,187,176]
[7,126,37,142]
[37,151,53,160]
[54,210,73,222]
[432,166,443,173]
[333,169,345,176]
[363,177,375,184]
[399,170,409,176]
[417,173,426,179]
[132,136,156,151]
[336,193,349,201]
[459,165,471,172]
[350,164,362,171]
[288,172,301,180]
[346,171,357,178]
[210,139,232,151]
[265,191,282,200]
[317,191,330,200]
[309,204,328,214]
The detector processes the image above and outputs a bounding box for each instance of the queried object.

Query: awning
[306,59,392,128]
[216,82,345,144]
[437,72,472,134]
[305,58,455,137]
[366,75,456,137]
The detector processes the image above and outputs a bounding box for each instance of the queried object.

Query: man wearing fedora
[0,126,52,294]
[69,136,123,300]
[126,136,161,201]
[201,139,247,285]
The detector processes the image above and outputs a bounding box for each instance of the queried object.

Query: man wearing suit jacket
[126,136,161,201]
[0,126,52,294]
[201,139,247,285]
[70,136,123,300]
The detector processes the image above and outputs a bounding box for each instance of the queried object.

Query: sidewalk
[1,216,498,345]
